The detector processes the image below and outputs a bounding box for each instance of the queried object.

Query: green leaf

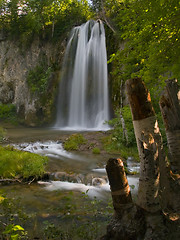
[11,234,19,240]
[3,224,14,234]
[13,225,24,231]
[0,195,5,203]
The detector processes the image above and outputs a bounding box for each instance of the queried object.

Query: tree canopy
[0,0,93,41]
[0,0,179,112]
[103,0,180,109]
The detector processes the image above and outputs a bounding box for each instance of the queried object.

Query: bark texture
[159,79,180,173]
[126,78,163,212]
[125,77,155,121]
[106,158,133,212]
[119,80,129,145]
[102,78,180,240]
[104,158,144,240]
[138,133,161,212]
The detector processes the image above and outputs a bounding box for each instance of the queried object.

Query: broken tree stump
[106,158,133,213]
[159,79,180,174]
[125,77,165,212]
[138,132,161,213]
[102,78,179,240]
[159,79,180,215]
[124,78,179,238]
[104,158,144,240]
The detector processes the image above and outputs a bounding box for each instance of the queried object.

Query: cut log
[159,79,180,174]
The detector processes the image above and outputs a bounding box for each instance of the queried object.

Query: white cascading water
[55,20,110,130]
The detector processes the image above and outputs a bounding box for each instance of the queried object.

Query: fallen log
[0,178,22,183]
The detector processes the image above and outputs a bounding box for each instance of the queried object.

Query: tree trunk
[102,78,179,240]
[125,77,164,212]
[100,0,116,33]
[159,79,180,174]
[106,158,133,213]
[52,21,55,38]
[104,158,144,240]
[119,80,129,145]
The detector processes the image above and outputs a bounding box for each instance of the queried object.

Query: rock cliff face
[0,37,66,126]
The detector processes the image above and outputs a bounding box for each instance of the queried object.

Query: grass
[92,147,101,154]
[0,145,48,179]
[101,134,139,161]
[0,190,113,240]
[64,134,87,151]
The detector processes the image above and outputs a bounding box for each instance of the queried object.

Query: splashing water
[55,20,110,131]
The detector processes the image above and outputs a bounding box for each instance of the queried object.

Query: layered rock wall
[0,37,65,126]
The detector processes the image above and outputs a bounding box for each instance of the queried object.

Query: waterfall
[55,20,110,130]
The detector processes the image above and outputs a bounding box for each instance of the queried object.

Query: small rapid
[12,141,140,200]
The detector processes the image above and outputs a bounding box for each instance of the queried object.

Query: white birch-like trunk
[160,79,180,174]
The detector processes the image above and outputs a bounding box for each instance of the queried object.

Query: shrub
[108,106,136,148]
[64,134,87,151]
[102,134,139,160]
[0,194,28,239]
[0,104,18,123]
[0,127,6,142]
[27,65,52,95]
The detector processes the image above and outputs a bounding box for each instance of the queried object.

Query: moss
[25,69,60,127]
[0,145,48,179]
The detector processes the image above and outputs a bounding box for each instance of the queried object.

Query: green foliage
[102,105,139,160]
[0,104,18,124]
[0,127,6,142]
[43,222,71,240]
[0,0,94,42]
[104,0,179,112]
[0,190,113,239]
[64,134,87,151]
[108,106,136,147]
[92,147,100,154]
[27,65,52,95]
[0,193,29,239]
[42,192,113,240]
[102,133,139,160]
[0,145,48,179]
[3,224,27,240]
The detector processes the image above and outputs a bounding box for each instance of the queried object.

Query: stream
[0,126,140,238]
